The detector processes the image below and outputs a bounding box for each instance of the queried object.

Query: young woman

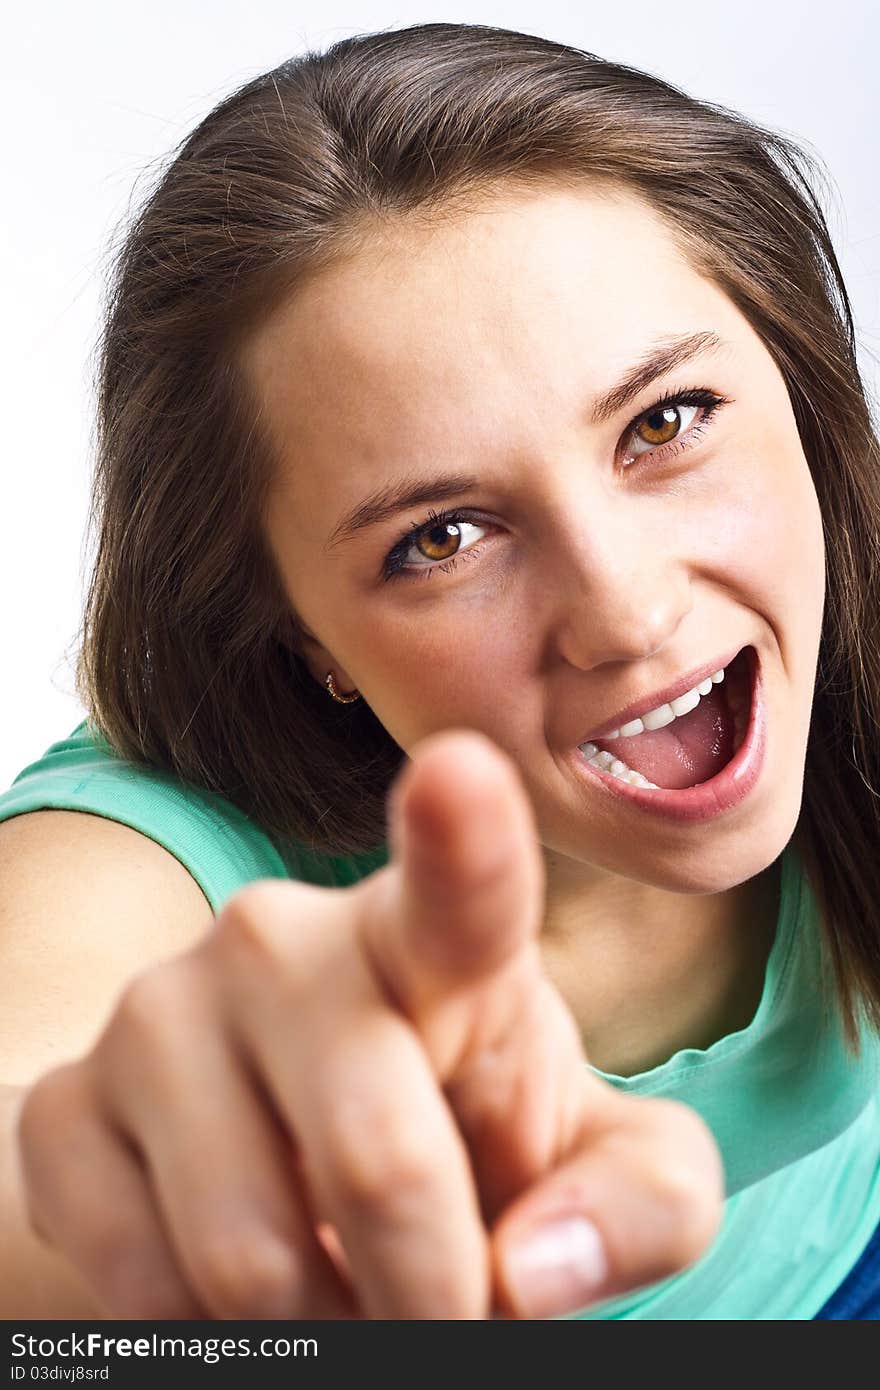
[1,21,879,1320]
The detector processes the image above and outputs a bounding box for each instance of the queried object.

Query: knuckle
[77,958,226,1125]
[215,882,314,963]
[326,1102,442,1215]
[214,896,284,969]
[17,1063,87,1176]
[17,1073,63,1157]
[97,965,203,1090]
[113,964,180,1044]
[194,1229,301,1318]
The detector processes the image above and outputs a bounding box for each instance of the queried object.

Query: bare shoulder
[0,809,215,925]
[0,811,216,1084]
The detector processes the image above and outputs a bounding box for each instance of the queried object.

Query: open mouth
[577,646,754,792]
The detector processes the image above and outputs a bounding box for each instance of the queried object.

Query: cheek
[359,599,530,746]
[750,440,824,632]
[701,437,824,621]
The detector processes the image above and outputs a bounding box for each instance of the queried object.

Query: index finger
[355,728,546,1079]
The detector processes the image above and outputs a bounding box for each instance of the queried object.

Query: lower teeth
[579,656,751,790]
[578,745,659,788]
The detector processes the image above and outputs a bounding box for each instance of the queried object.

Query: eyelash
[381,386,730,583]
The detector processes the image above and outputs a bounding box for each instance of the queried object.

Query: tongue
[595,683,736,789]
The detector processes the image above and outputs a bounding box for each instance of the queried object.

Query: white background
[2,1,878,785]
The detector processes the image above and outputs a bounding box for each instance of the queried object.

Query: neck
[538,852,783,1077]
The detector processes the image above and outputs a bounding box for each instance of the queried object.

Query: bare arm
[0,810,215,1315]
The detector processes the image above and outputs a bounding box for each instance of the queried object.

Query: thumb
[355,727,546,1077]
[491,1093,725,1318]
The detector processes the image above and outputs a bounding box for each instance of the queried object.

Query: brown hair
[74,21,880,1047]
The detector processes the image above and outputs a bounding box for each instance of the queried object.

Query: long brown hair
[74,22,880,1048]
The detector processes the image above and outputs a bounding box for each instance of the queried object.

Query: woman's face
[245,182,825,897]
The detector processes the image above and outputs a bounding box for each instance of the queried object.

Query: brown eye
[635,404,687,447]
[415,519,463,563]
[627,400,701,459]
[383,511,490,581]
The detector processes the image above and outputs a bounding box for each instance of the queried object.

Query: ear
[282,618,357,695]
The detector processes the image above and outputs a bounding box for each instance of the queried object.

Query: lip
[579,644,747,742]
[568,645,766,822]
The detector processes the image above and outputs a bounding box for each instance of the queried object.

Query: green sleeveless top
[2,718,879,1320]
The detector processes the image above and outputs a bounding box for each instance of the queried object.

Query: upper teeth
[584,667,726,744]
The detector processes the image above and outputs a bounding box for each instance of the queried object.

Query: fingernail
[505,1215,609,1318]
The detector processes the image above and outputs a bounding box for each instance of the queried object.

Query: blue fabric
[814,1215,880,1319]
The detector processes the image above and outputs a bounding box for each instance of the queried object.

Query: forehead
[244,184,726,532]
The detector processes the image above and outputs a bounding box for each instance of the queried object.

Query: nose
[552,510,693,671]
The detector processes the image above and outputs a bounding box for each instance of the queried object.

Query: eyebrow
[325,329,727,549]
